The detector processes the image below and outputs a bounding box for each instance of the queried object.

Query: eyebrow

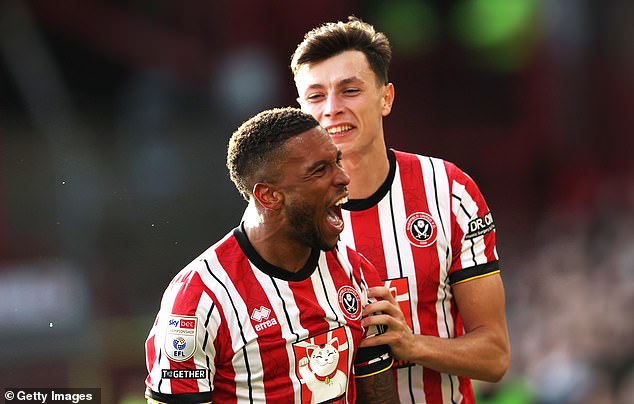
[304,76,364,91]
[304,149,342,174]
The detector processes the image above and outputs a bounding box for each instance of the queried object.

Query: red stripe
[168,271,205,393]
[145,333,156,387]
[216,236,295,402]
[459,376,475,403]
[209,299,237,404]
[395,151,443,402]
[349,205,388,279]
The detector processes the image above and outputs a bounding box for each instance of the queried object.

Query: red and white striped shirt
[339,149,500,404]
[145,225,391,403]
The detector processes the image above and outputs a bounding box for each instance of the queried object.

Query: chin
[318,239,338,252]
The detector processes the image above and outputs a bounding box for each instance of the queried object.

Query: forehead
[282,127,337,164]
[294,50,376,89]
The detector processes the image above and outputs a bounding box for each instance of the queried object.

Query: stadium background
[1,1,632,403]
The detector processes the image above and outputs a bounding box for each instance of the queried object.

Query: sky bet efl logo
[164,315,197,362]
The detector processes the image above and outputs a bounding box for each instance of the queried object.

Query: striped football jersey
[145,224,392,403]
[339,149,500,403]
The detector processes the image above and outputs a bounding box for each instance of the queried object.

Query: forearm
[355,369,399,404]
[406,326,509,382]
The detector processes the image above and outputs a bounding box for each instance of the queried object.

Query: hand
[360,286,415,362]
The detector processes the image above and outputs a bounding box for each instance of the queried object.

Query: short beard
[286,200,334,251]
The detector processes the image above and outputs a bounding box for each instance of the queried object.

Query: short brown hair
[227,107,320,200]
[290,16,392,85]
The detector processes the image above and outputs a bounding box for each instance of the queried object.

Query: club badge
[337,285,361,320]
[405,212,437,247]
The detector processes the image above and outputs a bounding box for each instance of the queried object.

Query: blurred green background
[1,1,632,403]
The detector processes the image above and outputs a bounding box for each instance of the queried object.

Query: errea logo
[251,305,278,332]
[251,306,271,322]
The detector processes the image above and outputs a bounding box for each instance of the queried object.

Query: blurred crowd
[1,1,632,402]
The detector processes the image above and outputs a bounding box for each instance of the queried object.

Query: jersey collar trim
[342,148,396,211]
[233,223,320,281]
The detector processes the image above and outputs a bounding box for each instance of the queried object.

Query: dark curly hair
[227,107,320,200]
[290,16,392,85]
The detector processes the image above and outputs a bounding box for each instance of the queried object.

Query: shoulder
[390,148,474,184]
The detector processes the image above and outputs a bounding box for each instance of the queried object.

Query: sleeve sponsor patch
[464,212,495,240]
[164,315,197,362]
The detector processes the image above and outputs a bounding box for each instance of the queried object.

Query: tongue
[327,208,344,230]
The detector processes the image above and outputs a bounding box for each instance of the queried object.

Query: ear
[381,83,395,117]
[252,183,283,210]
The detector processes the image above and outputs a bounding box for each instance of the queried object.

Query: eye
[343,88,360,96]
[306,93,324,103]
[313,165,327,176]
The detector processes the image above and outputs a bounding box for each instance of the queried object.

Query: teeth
[335,196,349,206]
[327,125,352,134]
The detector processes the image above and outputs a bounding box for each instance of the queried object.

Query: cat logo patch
[337,285,361,320]
[405,212,437,247]
[294,327,349,404]
[164,315,197,362]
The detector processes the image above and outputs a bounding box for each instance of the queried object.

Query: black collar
[342,149,396,211]
[233,223,320,281]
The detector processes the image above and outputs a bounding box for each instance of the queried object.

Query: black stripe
[203,259,253,402]
[269,276,300,341]
[202,301,215,387]
[201,302,215,350]
[451,192,479,267]
[430,157,457,402]
[407,366,415,404]
[146,388,212,403]
[448,260,500,285]
[157,349,163,392]
[316,263,340,323]
[389,188,405,279]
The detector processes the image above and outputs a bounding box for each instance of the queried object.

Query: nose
[323,93,343,117]
[335,164,351,187]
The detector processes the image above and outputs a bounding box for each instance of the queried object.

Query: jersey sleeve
[145,268,218,403]
[351,251,394,377]
[446,162,500,285]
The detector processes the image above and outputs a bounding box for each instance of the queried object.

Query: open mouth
[326,195,349,232]
[326,125,353,136]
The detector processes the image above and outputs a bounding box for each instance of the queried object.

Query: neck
[243,204,312,273]
[342,142,390,200]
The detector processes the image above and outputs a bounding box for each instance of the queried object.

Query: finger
[367,286,395,303]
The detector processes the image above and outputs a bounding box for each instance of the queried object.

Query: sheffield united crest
[405,212,437,247]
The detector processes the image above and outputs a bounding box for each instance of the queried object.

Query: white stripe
[452,179,489,268]
[198,252,266,403]
[154,280,185,394]
[421,156,455,340]
[251,266,305,404]
[380,165,423,335]
[339,210,355,249]
[196,292,218,392]
[397,366,425,403]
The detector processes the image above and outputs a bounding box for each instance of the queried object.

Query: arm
[355,368,399,404]
[360,274,510,382]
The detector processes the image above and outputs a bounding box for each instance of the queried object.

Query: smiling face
[274,127,350,251]
[294,50,394,162]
